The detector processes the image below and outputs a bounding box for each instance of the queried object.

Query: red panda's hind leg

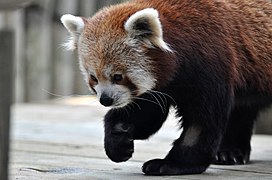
[214,102,272,165]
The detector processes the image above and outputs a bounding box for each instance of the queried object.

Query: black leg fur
[213,106,255,165]
[104,93,171,163]
[143,84,233,175]
[214,93,272,165]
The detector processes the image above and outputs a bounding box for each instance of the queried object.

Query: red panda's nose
[100,93,114,107]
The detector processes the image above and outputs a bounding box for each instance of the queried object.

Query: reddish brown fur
[82,0,271,92]
[70,0,272,175]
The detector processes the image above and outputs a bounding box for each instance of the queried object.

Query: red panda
[61,0,272,175]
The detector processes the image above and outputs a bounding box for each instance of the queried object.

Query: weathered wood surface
[10,98,272,179]
[0,30,14,180]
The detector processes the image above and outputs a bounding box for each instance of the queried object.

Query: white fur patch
[78,57,88,83]
[60,14,85,50]
[95,82,131,108]
[128,68,156,95]
[182,126,201,147]
[124,8,172,52]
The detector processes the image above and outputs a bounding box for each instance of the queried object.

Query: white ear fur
[60,14,85,50]
[124,8,172,52]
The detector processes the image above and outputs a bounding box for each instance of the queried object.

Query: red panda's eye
[113,74,123,83]
[90,75,98,82]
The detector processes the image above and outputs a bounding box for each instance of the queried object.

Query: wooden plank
[0,30,14,180]
[9,150,272,180]
[10,137,272,175]
[9,102,272,179]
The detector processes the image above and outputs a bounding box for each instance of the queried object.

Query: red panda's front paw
[142,159,207,175]
[104,123,134,163]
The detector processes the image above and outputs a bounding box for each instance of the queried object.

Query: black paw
[213,149,249,165]
[105,123,134,162]
[142,159,207,175]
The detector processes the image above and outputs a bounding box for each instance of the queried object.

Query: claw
[242,159,247,165]
[213,149,250,165]
[220,153,227,162]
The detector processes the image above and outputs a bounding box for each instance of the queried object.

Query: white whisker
[133,97,165,114]
[41,89,98,104]
[131,101,141,110]
[146,91,166,113]
[148,90,176,105]
[123,106,130,117]
[41,89,67,98]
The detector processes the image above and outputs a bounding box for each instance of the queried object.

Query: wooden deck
[9,97,272,179]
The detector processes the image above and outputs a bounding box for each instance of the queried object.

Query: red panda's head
[61,7,173,108]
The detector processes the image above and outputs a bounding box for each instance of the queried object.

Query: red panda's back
[88,0,272,90]
[132,0,272,90]
[226,0,272,91]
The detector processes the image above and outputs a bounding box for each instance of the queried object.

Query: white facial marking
[78,57,88,83]
[61,10,164,109]
[128,68,155,95]
[94,82,131,108]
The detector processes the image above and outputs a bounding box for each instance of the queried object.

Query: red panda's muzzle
[100,93,114,107]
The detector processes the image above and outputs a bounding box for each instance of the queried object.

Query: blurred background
[0,0,125,103]
[0,0,271,134]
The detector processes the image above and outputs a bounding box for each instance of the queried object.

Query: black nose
[100,93,114,107]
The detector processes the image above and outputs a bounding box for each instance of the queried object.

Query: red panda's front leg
[104,112,134,163]
[104,92,171,163]
[143,85,233,175]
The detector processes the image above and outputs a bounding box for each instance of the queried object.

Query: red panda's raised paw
[104,123,134,163]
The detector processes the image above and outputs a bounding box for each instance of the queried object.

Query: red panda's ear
[124,8,172,52]
[60,14,85,51]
